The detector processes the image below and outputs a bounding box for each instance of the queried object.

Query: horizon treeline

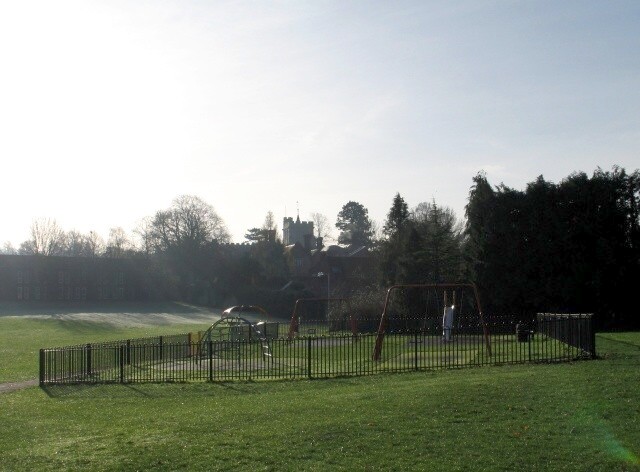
[2,166,638,329]
[375,166,639,329]
[464,166,639,329]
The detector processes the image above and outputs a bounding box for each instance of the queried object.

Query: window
[17,270,23,284]
[17,287,23,300]
[35,285,41,300]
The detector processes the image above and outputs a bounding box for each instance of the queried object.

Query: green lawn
[0,301,216,382]
[0,306,638,471]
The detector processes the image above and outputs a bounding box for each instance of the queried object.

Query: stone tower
[283,215,315,247]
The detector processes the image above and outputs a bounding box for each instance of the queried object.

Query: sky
[1,0,639,248]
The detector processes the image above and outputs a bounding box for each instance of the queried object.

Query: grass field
[0,301,218,382]
[1,303,639,471]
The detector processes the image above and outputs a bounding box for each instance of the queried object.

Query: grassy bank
[1,324,638,470]
[0,302,216,382]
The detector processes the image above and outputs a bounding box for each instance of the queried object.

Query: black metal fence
[40,314,596,385]
[536,313,595,356]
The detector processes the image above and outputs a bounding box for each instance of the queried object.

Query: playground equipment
[371,283,492,361]
[221,304,270,320]
[200,305,274,361]
[287,298,355,339]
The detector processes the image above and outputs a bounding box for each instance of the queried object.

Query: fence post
[159,336,164,361]
[414,331,419,371]
[208,341,213,382]
[119,345,125,383]
[86,343,92,377]
[307,337,312,379]
[126,339,131,365]
[590,314,597,359]
[39,349,45,386]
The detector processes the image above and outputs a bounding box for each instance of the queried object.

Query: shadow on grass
[0,301,214,317]
[40,380,266,399]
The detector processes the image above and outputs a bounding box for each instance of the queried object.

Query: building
[283,216,314,246]
[280,216,374,297]
[0,254,152,302]
[304,243,375,297]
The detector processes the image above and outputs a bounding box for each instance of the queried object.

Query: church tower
[283,214,315,247]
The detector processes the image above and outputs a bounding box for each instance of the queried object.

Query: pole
[307,337,312,379]
[86,343,92,377]
[119,345,125,383]
[326,273,330,322]
[327,272,330,298]
[39,349,45,386]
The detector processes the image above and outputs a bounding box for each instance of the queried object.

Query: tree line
[3,166,638,328]
[464,167,639,329]
[373,166,639,329]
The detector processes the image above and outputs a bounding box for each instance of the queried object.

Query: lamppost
[316,271,330,298]
[317,271,330,320]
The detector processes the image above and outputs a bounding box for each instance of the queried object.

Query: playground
[1,298,637,471]
[39,285,595,385]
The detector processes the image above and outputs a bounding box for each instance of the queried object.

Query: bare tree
[19,218,66,256]
[86,231,105,257]
[63,230,91,257]
[262,211,276,231]
[370,219,384,244]
[133,216,154,255]
[310,212,333,242]
[105,227,132,258]
[412,201,464,235]
[1,241,17,254]
[149,195,230,252]
[261,210,279,242]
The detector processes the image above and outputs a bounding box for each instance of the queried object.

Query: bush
[328,287,386,332]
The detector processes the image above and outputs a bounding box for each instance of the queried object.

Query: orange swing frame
[371,283,492,361]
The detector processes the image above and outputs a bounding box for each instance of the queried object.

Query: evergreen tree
[464,167,640,328]
[335,201,374,247]
[245,228,270,243]
[379,196,464,287]
[379,193,410,285]
[383,193,409,238]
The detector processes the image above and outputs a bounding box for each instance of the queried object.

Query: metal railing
[40,315,595,385]
[536,313,595,358]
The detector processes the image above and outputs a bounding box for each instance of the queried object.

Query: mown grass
[0,302,215,382]
[1,307,639,471]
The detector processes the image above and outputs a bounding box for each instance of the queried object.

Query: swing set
[371,283,492,361]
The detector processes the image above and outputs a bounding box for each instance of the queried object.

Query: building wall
[284,243,311,277]
[0,255,151,302]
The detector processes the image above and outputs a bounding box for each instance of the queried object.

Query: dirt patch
[0,379,38,394]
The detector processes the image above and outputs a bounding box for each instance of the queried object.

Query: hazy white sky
[1,0,638,247]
